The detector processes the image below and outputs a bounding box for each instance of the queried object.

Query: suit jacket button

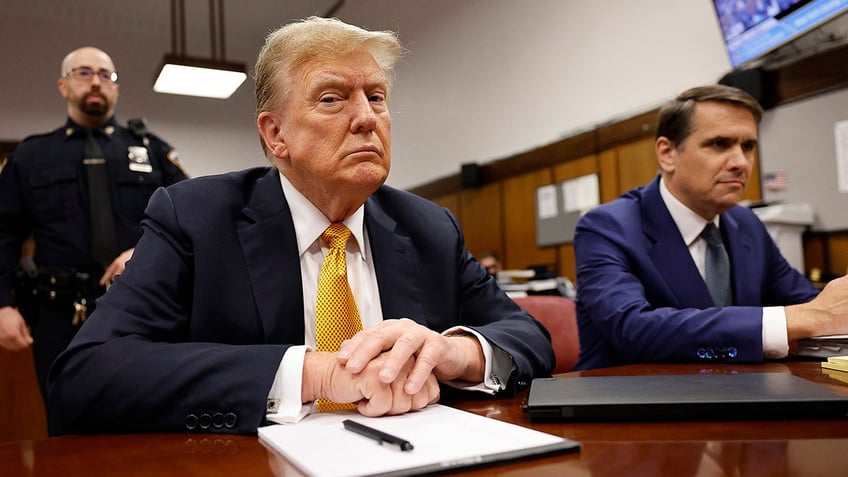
[224,413,238,429]
[198,413,212,430]
[212,412,225,428]
[727,347,738,358]
[185,414,198,430]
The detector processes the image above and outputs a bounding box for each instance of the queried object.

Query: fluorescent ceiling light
[153,55,247,99]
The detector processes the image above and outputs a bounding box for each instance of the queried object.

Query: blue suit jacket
[573,176,818,370]
[48,167,554,434]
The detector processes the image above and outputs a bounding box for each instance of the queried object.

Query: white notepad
[258,404,579,477]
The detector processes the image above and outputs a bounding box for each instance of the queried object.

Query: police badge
[127,146,153,173]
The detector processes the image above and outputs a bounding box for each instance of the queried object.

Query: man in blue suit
[47,17,554,434]
[574,85,848,370]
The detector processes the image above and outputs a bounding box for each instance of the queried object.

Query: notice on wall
[836,120,848,193]
[562,174,600,213]
[536,184,558,219]
[536,174,600,247]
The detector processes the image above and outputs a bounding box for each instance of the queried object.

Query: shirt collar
[278,171,366,260]
[659,177,719,246]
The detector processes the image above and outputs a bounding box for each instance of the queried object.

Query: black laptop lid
[525,373,848,421]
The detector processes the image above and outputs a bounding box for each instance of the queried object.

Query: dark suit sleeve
[448,213,556,391]
[48,186,286,435]
[367,188,554,392]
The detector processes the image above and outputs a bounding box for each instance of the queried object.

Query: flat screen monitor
[713,0,848,68]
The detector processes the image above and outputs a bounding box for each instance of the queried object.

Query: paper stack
[822,356,848,372]
[821,356,848,384]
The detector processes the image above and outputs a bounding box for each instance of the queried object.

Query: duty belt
[29,267,103,325]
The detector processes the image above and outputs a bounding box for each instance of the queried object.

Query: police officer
[0,47,188,402]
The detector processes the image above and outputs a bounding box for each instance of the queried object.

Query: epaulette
[18,130,55,144]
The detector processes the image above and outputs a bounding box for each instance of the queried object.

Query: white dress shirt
[659,178,789,359]
[267,172,505,423]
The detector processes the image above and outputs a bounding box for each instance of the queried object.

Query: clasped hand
[307,318,485,416]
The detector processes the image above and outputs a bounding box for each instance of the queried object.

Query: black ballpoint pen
[342,419,414,451]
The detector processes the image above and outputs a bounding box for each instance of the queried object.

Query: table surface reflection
[3,362,847,477]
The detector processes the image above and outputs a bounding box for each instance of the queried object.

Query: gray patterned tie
[701,223,732,307]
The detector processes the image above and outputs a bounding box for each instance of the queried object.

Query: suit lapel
[364,193,426,323]
[641,178,714,308]
[237,168,305,343]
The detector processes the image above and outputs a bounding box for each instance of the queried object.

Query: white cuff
[266,345,312,424]
[441,326,510,394]
[762,306,790,359]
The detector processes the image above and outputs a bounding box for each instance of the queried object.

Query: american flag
[763,171,789,191]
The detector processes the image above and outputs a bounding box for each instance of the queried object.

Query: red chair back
[512,295,579,374]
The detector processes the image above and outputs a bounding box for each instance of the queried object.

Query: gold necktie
[315,223,362,412]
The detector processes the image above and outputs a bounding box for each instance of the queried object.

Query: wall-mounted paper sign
[536,184,558,219]
[536,174,600,247]
[562,174,600,213]
[835,120,848,193]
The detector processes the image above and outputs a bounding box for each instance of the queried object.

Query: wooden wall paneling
[430,193,461,224]
[597,149,620,203]
[766,43,848,107]
[615,137,659,193]
[552,155,598,282]
[410,45,848,282]
[0,348,47,441]
[502,168,556,270]
[553,155,597,181]
[827,232,848,276]
[802,232,827,274]
[556,243,577,283]
[459,183,504,260]
[743,151,762,203]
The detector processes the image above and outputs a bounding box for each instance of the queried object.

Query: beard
[78,92,111,117]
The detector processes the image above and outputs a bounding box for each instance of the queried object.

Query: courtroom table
[2,362,847,476]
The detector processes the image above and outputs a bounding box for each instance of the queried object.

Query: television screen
[713,0,848,68]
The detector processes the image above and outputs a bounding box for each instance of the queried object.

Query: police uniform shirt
[0,117,188,307]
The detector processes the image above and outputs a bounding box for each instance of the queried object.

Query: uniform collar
[63,116,119,139]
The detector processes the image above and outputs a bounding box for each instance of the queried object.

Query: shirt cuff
[266,345,312,424]
[763,306,790,359]
[441,326,511,394]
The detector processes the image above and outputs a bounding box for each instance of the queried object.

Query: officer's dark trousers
[27,300,86,435]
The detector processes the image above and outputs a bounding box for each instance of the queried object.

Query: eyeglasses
[63,67,119,84]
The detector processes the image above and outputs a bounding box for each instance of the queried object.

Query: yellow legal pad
[821,355,848,373]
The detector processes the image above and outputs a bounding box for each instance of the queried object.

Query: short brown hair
[656,85,764,147]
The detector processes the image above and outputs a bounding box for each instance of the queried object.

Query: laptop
[524,373,848,421]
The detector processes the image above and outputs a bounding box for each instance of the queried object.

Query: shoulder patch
[167,149,189,177]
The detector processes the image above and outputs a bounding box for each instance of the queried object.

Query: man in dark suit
[573,84,848,370]
[47,17,554,435]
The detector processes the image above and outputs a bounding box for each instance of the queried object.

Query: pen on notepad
[342,419,414,451]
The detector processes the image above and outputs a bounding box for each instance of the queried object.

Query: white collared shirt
[267,172,503,423]
[659,178,789,359]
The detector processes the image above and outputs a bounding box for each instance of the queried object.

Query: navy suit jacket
[47,167,553,434]
[573,176,818,370]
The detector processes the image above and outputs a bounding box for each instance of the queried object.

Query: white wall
[0,0,731,189]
